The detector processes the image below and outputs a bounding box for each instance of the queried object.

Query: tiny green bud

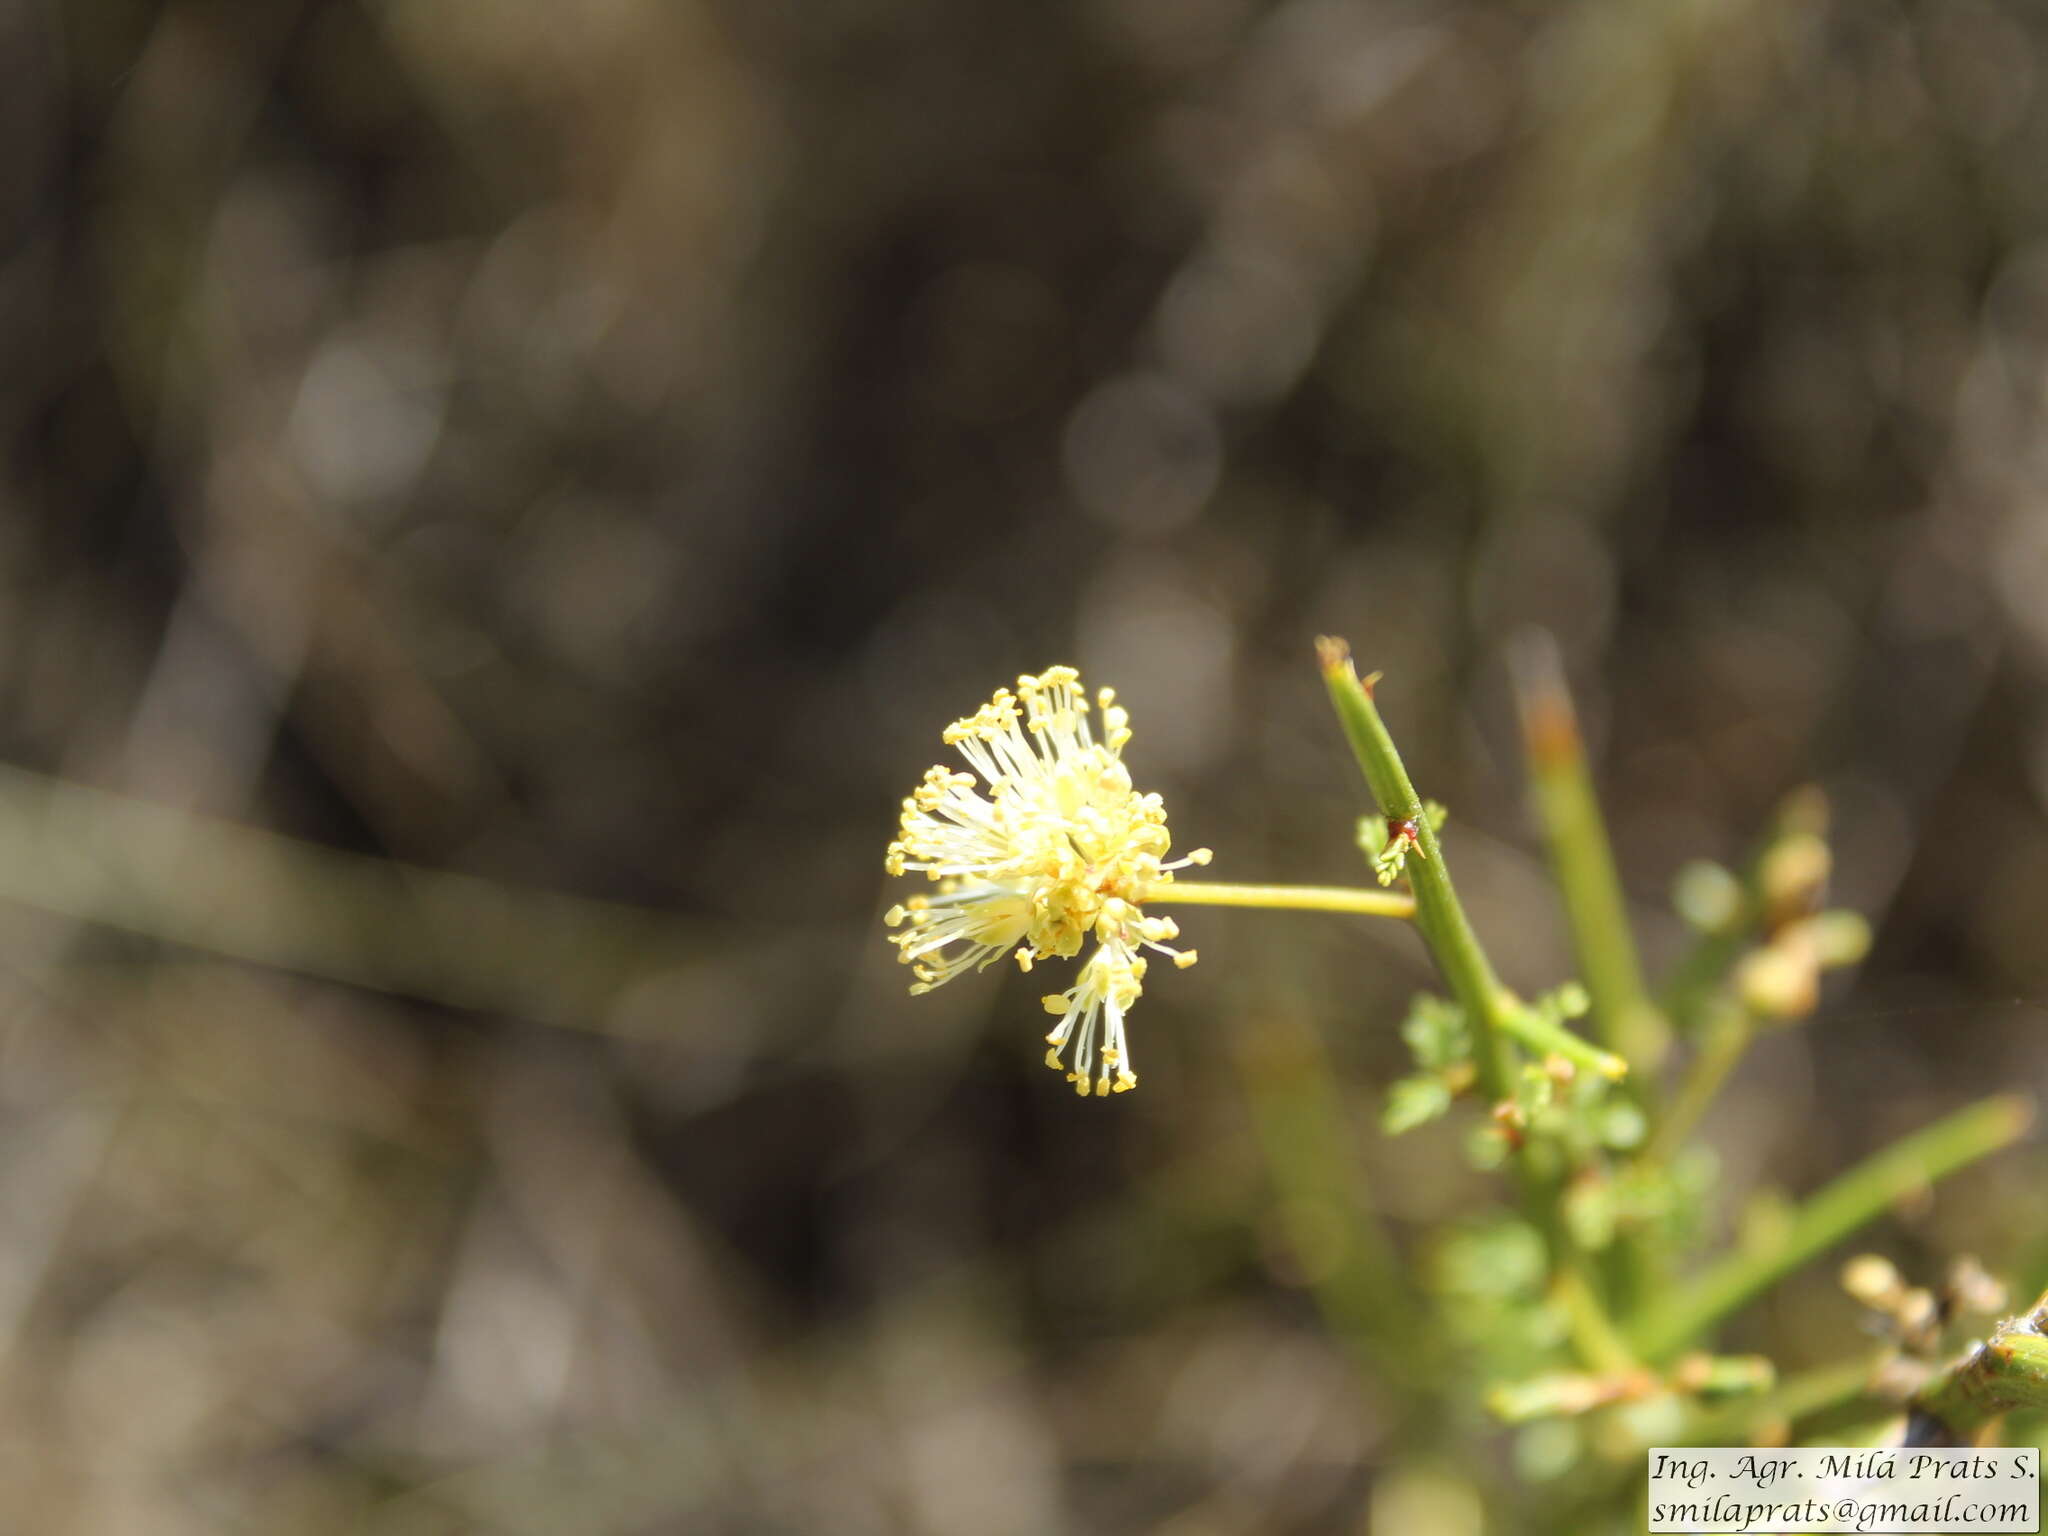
[1737,936,1818,1019]
[1810,909,1872,968]
[1842,1252,1904,1310]
[1599,1100,1647,1150]
[1673,859,1743,932]
[1760,832,1831,922]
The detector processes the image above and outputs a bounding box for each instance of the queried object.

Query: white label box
[1648,1447,2039,1532]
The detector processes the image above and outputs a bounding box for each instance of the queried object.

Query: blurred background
[5,0,2048,1530]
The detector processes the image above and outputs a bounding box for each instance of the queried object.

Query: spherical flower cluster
[884,667,1208,1096]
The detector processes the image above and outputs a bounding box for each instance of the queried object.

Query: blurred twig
[0,763,704,1028]
[1509,629,1667,1076]
[1641,999,1752,1168]
[1629,1096,2036,1363]
[1668,1349,1892,1449]
[1232,991,1430,1394]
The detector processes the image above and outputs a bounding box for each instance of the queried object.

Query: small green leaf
[1401,993,1471,1071]
[1563,1175,1617,1251]
[1466,1122,1511,1170]
[1512,1063,1555,1118]
[1385,1073,1453,1134]
[1432,1218,1546,1298]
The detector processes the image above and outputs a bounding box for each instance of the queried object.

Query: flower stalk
[1155,881,1415,920]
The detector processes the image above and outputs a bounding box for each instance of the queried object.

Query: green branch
[1500,1000,1628,1082]
[1912,1289,2048,1440]
[1318,637,1515,1102]
[1510,631,1667,1075]
[1628,1095,2035,1363]
[1318,638,1636,1373]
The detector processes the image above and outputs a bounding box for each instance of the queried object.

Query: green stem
[1510,631,1667,1075]
[1691,1350,1891,1443]
[1912,1288,2048,1439]
[1551,1264,1640,1374]
[1157,881,1415,920]
[1628,1095,2036,1363]
[1508,634,1666,1320]
[1318,638,1515,1102]
[1318,638,1634,1372]
[1501,1001,1628,1082]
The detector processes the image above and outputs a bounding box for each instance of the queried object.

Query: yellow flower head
[885,666,1208,1096]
